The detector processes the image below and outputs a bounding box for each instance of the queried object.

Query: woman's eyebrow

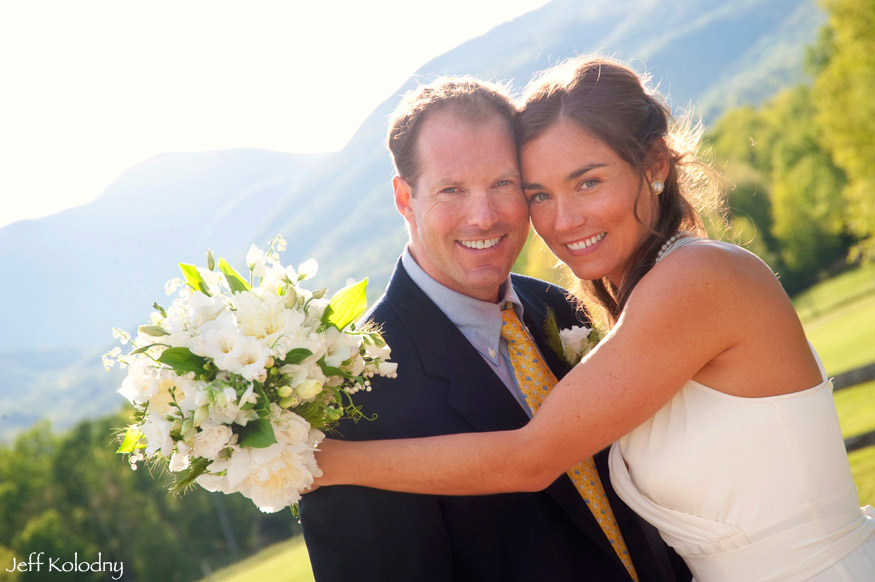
[522,163,609,190]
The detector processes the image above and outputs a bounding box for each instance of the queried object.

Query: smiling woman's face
[521,120,659,286]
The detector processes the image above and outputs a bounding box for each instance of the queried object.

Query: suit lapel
[386,261,529,431]
[445,336,532,432]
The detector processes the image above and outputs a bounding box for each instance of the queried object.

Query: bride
[310,56,875,581]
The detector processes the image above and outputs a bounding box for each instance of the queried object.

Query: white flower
[165,277,184,296]
[296,259,318,281]
[364,341,391,361]
[188,292,227,327]
[148,376,180,416]
[118,362,159,405]
[278,363,309,387]
[234,292,300,345]
[208,385,259,426]
[559,325,597,366]
[377,361,398,378]
[236,336,270,381]
[295,379,323,400]
[196,325,245,370]
[140,413,174,457]
[169,441,191,472]
[246,244,268,278]
[192,423,234,460]
[347,354,366,376]
[323,326,355,367]
[196,410,323,513]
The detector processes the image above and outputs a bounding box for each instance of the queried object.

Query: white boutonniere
[545,307,602,368]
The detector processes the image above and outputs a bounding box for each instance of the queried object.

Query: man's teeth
[460,237,501,250]
[567,232,606,251]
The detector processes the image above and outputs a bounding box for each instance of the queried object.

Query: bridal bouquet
[104,235,396,512]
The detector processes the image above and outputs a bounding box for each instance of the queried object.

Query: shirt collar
[402,246,523,364]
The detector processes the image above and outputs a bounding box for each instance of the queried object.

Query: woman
[312,56,875,580]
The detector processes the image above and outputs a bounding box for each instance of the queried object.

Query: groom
[300,77,689,582]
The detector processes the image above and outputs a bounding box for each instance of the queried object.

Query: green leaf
[542,307,565,365]
[279,348,313,366]
[117,427,144,454]
[157,347,209,375]
[152,302,167,317]
[322,278,368,330]
[320,363,352,378]
[138,324,168,337]
[238,418,277,448]
[218,258,251,293]
[179,263,212,296]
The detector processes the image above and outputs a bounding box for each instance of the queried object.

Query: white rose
[558,325,596,366]
[192,423,234,460]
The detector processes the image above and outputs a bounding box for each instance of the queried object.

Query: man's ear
[393,175,416,227]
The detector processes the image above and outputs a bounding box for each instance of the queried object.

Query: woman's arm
[315,245,744,494]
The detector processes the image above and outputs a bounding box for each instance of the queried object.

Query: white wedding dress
[608,237,875,581]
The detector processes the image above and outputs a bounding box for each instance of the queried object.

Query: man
[300,77,689,581]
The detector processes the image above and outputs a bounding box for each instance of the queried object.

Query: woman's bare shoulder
[627,238,788,331]
[648,238,779,293]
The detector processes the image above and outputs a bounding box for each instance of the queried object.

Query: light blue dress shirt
[402,247,534,416]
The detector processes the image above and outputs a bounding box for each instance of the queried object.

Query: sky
[0,0,550,230]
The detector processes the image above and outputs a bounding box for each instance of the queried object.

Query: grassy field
[794,262,875,506]
[201,536,314,582]
[203,263,875,582]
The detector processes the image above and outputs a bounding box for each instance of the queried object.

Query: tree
[707,84,849,291]
[814,0,875,261]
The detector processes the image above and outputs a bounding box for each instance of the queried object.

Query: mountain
[0,149,330,349]
[255,0,825,294]
[0,0,823,440]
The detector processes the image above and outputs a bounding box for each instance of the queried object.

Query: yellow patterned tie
[500,307,639,582]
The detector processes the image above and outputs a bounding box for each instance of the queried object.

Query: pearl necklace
[656,231,694,263]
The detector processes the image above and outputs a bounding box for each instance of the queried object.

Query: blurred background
[1,0,873,580]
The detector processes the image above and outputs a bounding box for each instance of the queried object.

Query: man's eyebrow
[523,163,609,191]
[432,169,520,189]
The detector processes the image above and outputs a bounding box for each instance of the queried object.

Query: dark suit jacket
[301,260,690,582]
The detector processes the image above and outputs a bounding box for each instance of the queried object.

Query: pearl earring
[651,180,664,195]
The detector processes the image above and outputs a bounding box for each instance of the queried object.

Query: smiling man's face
[394,109,530,302]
